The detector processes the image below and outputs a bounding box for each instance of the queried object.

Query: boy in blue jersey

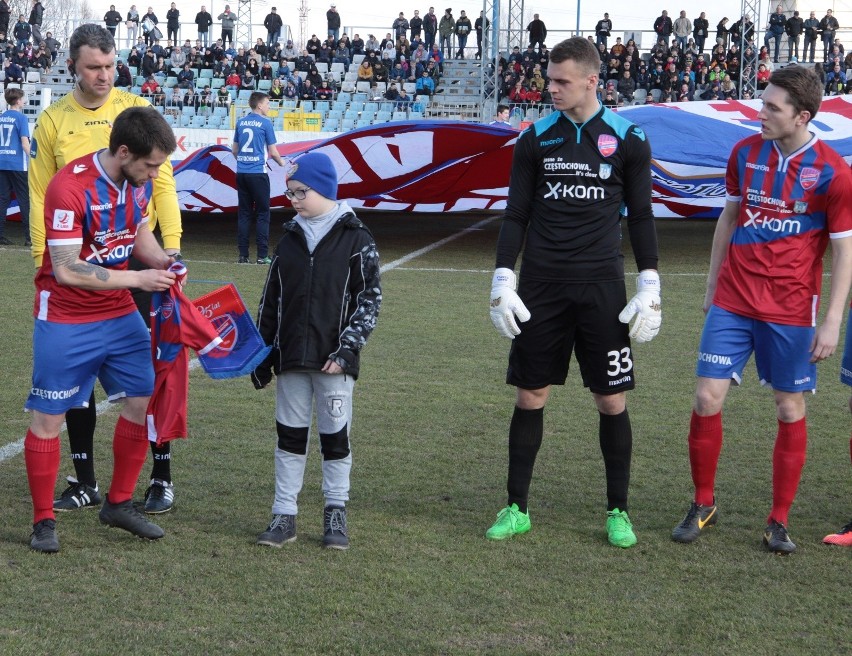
[486,36,661,548]
[232,91,284,264]
[0,87,29,246]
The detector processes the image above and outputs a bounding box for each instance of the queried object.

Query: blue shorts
[26,312,154,415]
[696,305,816,392]
[841,308,852,386]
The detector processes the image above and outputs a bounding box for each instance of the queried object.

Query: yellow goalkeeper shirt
[28,87,182,266]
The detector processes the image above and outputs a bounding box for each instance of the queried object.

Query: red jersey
[34,151,152,323]
[714,134,852,326]
[147,264,223,445]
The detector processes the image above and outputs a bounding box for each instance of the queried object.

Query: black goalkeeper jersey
[496,104,658,282]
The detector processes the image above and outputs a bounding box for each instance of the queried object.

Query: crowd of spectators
[0,0,59,89]
[496,9,852,109]
[19,5,842,115]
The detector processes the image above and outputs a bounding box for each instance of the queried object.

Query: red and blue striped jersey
[714,133,852,326]
[34,151,152,324]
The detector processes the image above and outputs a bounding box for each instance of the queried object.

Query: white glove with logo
[490,268,531,339]
[619,270,662,343]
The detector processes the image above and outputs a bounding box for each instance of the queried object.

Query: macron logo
[52,209,74,231]
[73,164,88,174]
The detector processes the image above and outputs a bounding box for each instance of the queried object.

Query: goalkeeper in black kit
[486,36,661,548]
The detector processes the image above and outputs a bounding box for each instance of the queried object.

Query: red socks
[108,416,149,504]
[688,410,723,507]
[769,417,807,526]
[24,430,60,524]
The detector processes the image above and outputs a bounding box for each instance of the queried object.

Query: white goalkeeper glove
[619,270,662,343]
[490,268,531,339]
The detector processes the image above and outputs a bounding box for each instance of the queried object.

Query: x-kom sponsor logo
[85,234,136,264]
[543,181,605,200]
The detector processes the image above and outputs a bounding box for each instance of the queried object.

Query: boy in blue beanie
[251,151,382,550]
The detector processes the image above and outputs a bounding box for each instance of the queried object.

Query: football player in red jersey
[672,65,852,553]
[30,24,184,515]
[24,107,179,553]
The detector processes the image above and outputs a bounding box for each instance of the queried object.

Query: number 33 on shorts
[607,347,633,378]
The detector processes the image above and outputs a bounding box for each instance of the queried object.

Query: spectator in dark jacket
[115,60,133,87]
[526,13,546,49]
[28,0,43,45]
[166,3,180,47]
[264,7,283,48]
[103,5,122,37]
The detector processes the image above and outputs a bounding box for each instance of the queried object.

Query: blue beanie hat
[288,152,338,200]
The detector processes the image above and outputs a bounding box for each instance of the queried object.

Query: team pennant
[192,284,272,379]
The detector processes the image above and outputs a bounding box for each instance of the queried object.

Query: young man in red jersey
[24,107,179,553]
[671,66,852,554]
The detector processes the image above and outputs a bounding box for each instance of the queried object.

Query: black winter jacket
[255,212,381,380]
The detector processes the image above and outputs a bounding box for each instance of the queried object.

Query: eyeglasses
[283,187,311,200]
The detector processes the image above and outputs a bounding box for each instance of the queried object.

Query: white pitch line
[0,218,496,463]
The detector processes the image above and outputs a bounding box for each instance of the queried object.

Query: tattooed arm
[51,239,176,292]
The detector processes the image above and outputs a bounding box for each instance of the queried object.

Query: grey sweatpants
[272,371,354,515]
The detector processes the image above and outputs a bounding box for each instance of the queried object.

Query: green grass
[0,214,850,655]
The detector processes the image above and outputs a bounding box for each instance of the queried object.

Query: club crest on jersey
[52,209,74,231]
[134,185,150,211]
[599,163,612,180]
[793,201,808,214]
[161,300,174,320]
[597,134,618,157]
[799,167,820,190]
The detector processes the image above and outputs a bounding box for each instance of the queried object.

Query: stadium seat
[315,100,330,114]
[179,113,192,127]
[356,119,370,128]
[403,82,416,94]
[341,118,355,131]
[199,68,214,78]
[349,101,364,112]
[327,109,343,121]
[408,111,423,119]
[191,115,206,128]
[210,78,224,89]
[213,105,228,117]
[207,114,222,128]
[391,111,407,121]
[300,100,313,112]
[165,76,178,88]
[374,111,391,123]
[323,118,339,131]
[26,71,41,84]
[632,89,648,105]
[379,102,394,113]
[258,79,272,91]
[364,102,378,114]
[355,81,371,93]
[238,89,253,101]
[351,54,365,66]
[163,113,176,126]
[336,92,352,103]
[343,110,359,121]
[315,62,328,74]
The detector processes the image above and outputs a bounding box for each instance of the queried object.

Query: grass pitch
[0,214,849,655]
